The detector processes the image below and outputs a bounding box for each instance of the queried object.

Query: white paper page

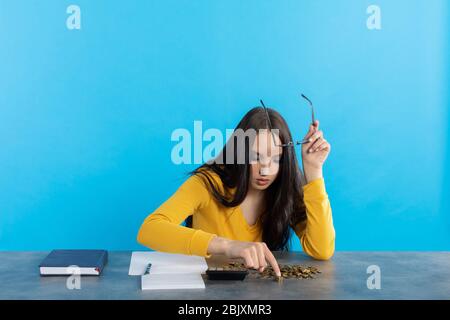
[141,273,205,290]
[128,251,208,276]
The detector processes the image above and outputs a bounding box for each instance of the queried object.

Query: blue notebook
[39,250,108,276]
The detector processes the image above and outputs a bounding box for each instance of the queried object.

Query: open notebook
[129,251,208,290]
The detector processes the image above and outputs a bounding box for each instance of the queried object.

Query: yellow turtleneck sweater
[137,170,335,260]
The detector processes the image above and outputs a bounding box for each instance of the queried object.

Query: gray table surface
[0,251,449,300]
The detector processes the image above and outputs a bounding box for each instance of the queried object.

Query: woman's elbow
[136,225,146,246]
[305,236,335,261]
[137,219,155,247]
[310,247,335,260]
[313,229,336,260]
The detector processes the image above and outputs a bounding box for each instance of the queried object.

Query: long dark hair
[187,107,307,251]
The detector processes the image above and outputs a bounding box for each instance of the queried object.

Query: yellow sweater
[137,170,335,260]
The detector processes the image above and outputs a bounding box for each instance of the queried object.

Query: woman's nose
[260,167,270,176]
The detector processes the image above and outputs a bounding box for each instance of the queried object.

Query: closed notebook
[39,250,108,276]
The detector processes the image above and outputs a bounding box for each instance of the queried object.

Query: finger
[320,142,331,152]
[303,128,316,143]
[308,131,324,151]
[312,139,328,152]
[308,137,322,152]
[248,247,259,270]
[256,243,267,272]
[313,120,319,129]
[242,250,254,269]
[262,243,281,277]
[309,130,323,142]
[304,126,314,141]
[304,121,319,140]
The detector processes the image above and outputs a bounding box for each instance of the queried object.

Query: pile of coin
[219,262,248,272]
[225,262,321,282]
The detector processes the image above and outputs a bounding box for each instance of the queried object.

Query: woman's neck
[247,186,265,200]
[239,187,266,226]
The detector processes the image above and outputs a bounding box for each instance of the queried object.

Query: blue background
[0,1,449,251]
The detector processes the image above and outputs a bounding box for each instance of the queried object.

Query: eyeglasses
[260,93,316,148]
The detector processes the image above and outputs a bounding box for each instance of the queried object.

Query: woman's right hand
[208,236,281,277]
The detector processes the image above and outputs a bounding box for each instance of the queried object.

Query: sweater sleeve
[293,177,335,260]
[137,174,217,257]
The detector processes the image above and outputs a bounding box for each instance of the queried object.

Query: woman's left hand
[301,120,331,171]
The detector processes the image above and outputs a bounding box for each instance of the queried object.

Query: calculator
[205,267,249,280]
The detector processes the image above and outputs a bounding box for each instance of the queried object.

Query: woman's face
[249,130,283,191]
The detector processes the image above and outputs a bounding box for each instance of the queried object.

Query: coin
[221,262,320,280]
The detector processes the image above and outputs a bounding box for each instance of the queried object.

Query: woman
[137,106,335,278]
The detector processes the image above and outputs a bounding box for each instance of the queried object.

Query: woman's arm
[294,119,335,260]
[137,175,217,257]
[137,174,282,276]
[293,176,335,260]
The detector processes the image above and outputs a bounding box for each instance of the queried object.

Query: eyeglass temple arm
[301,93,316,125]
[260,99,274,128]
[261,99,294,148]
[260,99,279,141]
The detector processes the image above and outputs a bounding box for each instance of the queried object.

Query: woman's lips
[256,178,270,186]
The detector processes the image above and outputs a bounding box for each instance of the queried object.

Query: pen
[144,263,152,275]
